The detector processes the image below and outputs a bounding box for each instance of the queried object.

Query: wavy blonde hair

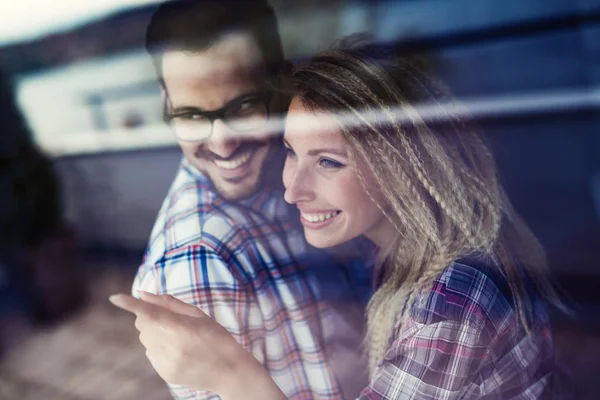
[292,39,565,375]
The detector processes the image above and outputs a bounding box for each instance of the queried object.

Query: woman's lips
[299,210,341,230]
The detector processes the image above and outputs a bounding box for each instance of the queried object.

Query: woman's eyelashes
[319,157,345,169]
[284,145,345,169]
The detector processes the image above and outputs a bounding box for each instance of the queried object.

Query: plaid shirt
[133,158,369,400]
[359,258,555,400]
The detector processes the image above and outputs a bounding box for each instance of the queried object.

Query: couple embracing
[110,1,564,399]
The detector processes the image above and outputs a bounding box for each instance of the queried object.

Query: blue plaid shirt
[133,157,370,400]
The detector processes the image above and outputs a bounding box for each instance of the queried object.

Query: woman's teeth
[301,211,340,223]
[214,151,252,170]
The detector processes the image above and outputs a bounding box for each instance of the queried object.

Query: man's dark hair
[146,0,284,79]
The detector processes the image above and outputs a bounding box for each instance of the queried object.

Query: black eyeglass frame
[162,88,273,142]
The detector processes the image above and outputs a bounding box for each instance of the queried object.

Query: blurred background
[0,0,599,398]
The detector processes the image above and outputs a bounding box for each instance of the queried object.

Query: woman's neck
[364,217,396,251]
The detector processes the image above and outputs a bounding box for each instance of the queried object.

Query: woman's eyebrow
[283,138,347,157]
[307,148,347,157]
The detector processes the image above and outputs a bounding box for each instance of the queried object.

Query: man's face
[161,33,276,200]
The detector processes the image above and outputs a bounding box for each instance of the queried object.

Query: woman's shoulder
[380,258,554,399]
[412,255,541,338]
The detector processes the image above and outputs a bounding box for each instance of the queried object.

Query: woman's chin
[305,233,341,249]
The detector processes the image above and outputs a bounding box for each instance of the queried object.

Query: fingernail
[109,294,124,306]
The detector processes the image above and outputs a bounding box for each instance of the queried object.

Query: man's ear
[269,61,294,114]
[159,80,171,120]
[159,80,167,100]
[281,60,293,77]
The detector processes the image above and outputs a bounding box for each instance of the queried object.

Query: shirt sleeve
[132,244,264,400]
[358,318,553,400]
[358,319,492,400]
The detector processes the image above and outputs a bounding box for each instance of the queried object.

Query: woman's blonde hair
[292,37,565,375]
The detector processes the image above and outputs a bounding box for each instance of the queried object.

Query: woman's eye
[319,158,344,169]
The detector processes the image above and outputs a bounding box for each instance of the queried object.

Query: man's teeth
[301,211,340,223]
[214,152,252,170]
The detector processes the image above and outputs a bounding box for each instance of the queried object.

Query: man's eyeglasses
[163,92,271,142]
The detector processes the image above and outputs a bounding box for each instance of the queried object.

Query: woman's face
[282,96,389,249]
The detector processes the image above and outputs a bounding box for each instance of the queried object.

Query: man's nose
[204,119,242,158]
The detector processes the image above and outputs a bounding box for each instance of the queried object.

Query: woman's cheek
[282,157,294,189]
[325,172,363,210]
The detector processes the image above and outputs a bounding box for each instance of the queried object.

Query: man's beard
[193,140,266,163]
[194,137,284,201]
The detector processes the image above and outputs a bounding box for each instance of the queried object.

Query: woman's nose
[283,162,314,204]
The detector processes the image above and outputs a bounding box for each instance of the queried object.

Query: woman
[111,39,563,399]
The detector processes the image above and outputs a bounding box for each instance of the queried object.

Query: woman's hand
[109,292,285,400]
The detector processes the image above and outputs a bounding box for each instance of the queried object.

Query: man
[128,1,369,399]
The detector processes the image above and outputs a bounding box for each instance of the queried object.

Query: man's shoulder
[162,160,216,221]
[144,160,305,270]
[149,162,247,253]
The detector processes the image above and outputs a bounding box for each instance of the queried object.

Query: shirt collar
[181,156,291,222]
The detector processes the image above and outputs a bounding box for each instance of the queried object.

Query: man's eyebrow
[168,91,263,114]
[169,106,202,115]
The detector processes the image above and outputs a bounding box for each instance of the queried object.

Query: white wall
[16,50,167,156]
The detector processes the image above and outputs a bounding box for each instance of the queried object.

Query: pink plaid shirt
[359,258,556,400]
